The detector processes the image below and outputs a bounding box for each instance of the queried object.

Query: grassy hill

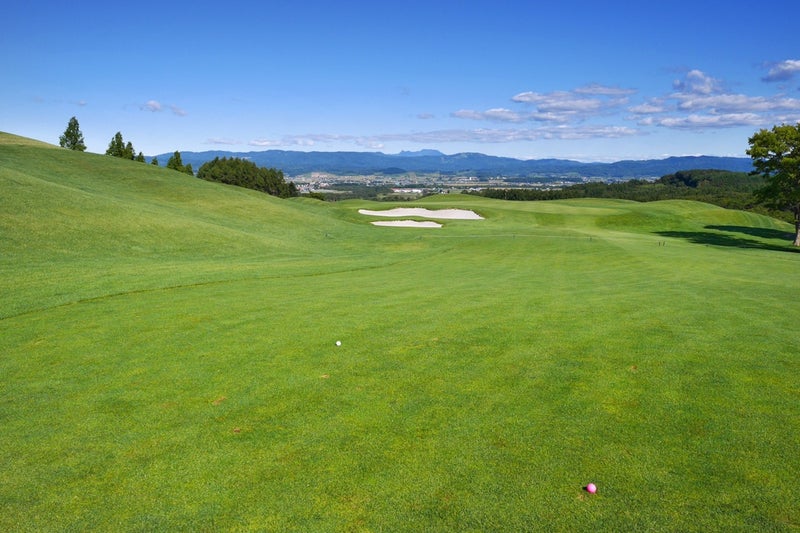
[1,132,799,531]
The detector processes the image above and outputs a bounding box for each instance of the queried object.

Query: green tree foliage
[166,151,193,175]
[474,169,779,218]
[166,150,183,171]
[105,132,136,159]
[747,123,800,246]
[151,156,159,166]
[305,192,328,201]
[59,117,87,151]
[135,152,145,163]
[197,157,298,198]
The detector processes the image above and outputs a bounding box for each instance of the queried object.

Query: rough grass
[1,132,799,531]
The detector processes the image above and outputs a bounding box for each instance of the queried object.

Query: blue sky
[3,0,799,161]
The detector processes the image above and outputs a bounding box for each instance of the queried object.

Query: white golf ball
[335,340,342,346]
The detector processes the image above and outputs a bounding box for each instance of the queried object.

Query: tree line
[473,170,765,212]
[59,116,190,171]
[104,131,193,174]
[58,116,800,243]
[478,123,800,246]
[58,116,296,197]
[196,157,297,198]
[473,120,800,247]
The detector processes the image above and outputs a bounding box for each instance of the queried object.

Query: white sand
[370,220,442,228]
[358,208,483,220]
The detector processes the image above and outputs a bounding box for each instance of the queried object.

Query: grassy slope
[1,132,798,531]
[0,133,414,319]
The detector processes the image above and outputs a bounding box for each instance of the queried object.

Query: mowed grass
[1,131,799,531]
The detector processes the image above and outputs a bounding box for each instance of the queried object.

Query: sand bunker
[358,208,483,219]
[370,220,443,228]
[359,207,482,228]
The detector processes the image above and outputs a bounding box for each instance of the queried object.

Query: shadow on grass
[706,225,795,241]
[655,225,799,253]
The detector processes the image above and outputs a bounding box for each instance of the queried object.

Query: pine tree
[166,151,184,172]
[135,152,146,163]
[105,132,126,157]
[59,117,87,151]
[151,156,159,166]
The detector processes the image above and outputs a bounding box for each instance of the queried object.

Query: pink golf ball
[586,483,597,494]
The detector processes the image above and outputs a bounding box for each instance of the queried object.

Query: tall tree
[164,151,193,174]
[105,132,126,157]
[59,116,86,151]
[104,133,136,160]
[747,123,800,246]
[166,151,184,171]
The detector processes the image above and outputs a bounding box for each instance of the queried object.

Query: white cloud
[511,91,605,112]
[452,108,526,122]
[650,113,764,129]
[509,87,631,123]
[484,108,526,121]
[366,127,634,144]
[250,134,361,148]
[355,138,385,150]
[574,83,637,96]
[537,125,640,140]
[762,59,800,82]
[674,93,800,113]
[772,112,800,123]
[672,69,723,95]
[250,138,284,147]
[628,102,666,114]
[248,125,643,151]
[139,100,186,116]
[246,65,800,149]
[417,113,435,119]
[206,138,241,145]
[451,109,486,121]
[142,100,162,112]
[626,67,800,131]
[453,109,547,123]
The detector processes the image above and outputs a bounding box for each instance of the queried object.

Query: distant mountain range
[155,149,753,179]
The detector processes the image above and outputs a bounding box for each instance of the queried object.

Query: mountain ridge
[155,149,753,178]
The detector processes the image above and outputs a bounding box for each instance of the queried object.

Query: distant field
[1,132,798,531]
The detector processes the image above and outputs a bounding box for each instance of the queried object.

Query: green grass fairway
[2,132,799,531]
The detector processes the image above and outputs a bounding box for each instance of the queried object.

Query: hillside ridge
[1,131,752,178]
[158,149,752,178]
